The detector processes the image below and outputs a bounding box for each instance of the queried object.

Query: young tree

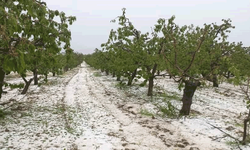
[141,28,166,96]
[101,9,143,86]
[230,46,250,144]
[102,8,167,96]
[157,16,242,115]
[52,53,67,76]
[0,0,76,97]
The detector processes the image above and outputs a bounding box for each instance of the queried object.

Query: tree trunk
[147,77,154,96]
[242,118,250,145]
[52,67,56,77]
[212,74,218,87]
[179,80,201,116]
[127,77,132,86]
[147,64,158,96]
[202,73,219,87]
[242,109,250,145]
[33,69,38,85]
[0,67,5,99]
[64,66,69,72]
[157,70,160,76]
[116,76,121,81]
[44,73,48,83]
[112,72,115,77]
[127,68,137,86]
[105,70,109,75]
[21,77,33,94]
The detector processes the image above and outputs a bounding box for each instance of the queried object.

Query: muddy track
[73,64,203,150]
[62,63,172,150]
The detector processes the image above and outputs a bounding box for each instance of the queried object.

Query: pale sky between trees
[44,0,250,54]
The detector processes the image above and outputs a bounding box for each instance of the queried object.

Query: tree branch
[35,0,47,6]
[183,29,208,74]
[21,76,28,84]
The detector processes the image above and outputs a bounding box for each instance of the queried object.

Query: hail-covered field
[0,62,249,150]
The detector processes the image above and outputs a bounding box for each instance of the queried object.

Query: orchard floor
[0,62,250,150]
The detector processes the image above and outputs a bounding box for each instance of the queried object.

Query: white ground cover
[0,62,249,150]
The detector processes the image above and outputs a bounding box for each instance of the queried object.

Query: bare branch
[183,29,208,74]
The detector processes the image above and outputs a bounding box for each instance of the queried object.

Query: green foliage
[0,0,77,98]
[85,8,167,95]
[4,83,24,89]
[231,47,250,109]
[158,17,241,85]
[115,81,128,90]
[159,100,177,118]
[0,109,12,119]
[140,109,154,117]
[86,9,250,118]
[65,52,84,69]
[93,72,102,77]
[0,109,5,119]
[0,0,76,73]
[139,80,148,87]
[160,92,180,101]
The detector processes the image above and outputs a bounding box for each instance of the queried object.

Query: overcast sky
[45,0,250,54]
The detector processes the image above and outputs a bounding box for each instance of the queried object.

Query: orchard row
[84,8,250,116]
[0,1,82,98]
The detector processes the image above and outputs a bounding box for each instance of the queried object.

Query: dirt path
[1,62,249,150]
[62,63,168,149]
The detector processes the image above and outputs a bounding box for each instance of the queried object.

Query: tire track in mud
[63,66,118,149]
[83,65,200,150]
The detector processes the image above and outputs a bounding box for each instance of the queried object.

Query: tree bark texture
[21,77,34,94]
[0,67,5,99]
[33,69,38,85]
[127,68,137,86]
[179,80,201,115]
[147,64,158,96]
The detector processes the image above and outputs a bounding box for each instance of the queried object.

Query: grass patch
[139,80,147,87]
[235,122,244,128]
[153,85,181,101]
[20,112,33,117]
[39,79,59,87]
[35,106,54,112]
[161,92,181,101]
[140,109,154,117]
[226,136,250,147]
[93,72,102,77]
[115,81,129,90]
[0,109,12,119]
[225,140,242,147]
[53,105,66,114]
[158,100,178,118]
[66,126,75,134]
[4,83,24,89]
